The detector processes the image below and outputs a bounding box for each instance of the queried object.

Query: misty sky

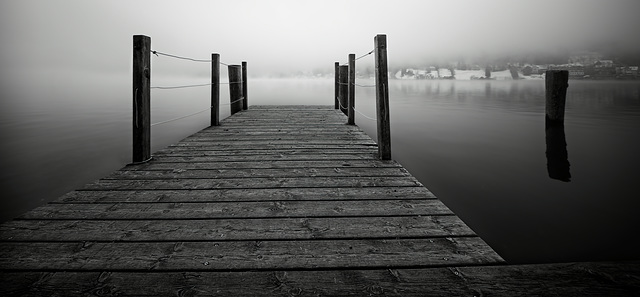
[1,0,640,76]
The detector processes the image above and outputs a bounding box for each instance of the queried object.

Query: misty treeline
[305,45,640,78]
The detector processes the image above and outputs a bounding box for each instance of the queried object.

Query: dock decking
[1,106,638,296]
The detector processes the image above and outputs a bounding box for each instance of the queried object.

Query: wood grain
[3,262,637,296]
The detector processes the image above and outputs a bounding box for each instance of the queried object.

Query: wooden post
[242,61,248,110]
[132,35,151,163]
[334,62,339,109]
[338,65,349,116]
[348,54,356,125]
[545,70,569,124]
[228,65,244,115]
[211,53,220,126]
[374,34,391,160]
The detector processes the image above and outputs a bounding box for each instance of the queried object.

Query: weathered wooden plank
[216,121,349,127]
[221,115,347,121]
[225,109,342,114]
[165,140,378,148]
[152,148,379,157]
[230,107,335,112]
[181,135,373,142]
[55,187,436,203]
[166,143,376,149]
[189,132,369,139]
[0,237,503,270]
[217,123,353,129]
[1,216,472,241]
[18,199,453,220]
[125,160,399,170]
[3,262,637,296]
[185,132,372,140]
[148,154,378,163]
[196,126,363,133]
[159,147,378,155]
[229,107,336,112]
[219,115,347,121]
[167,141,377,148]
[250,105,334,110]
[195,125,362,131]
[81,176,423,190]
[105,167,409,180]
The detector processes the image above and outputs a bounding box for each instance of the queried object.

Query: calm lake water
[1,73,639,264]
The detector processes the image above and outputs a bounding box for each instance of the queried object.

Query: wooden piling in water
[545,70,569,124]
[228,65,244,115]
[338,65,349,116]
[132,35,151,163]
[348,54,356,125]
[374,34,391,160]
[211,53,220,126]
[334,62,339,110]
[242,61,248,110]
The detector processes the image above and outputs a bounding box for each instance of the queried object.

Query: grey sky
[1,0,640,76]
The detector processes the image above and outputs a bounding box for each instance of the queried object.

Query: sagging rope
[340,48,375,66]
[338,82,376,88]
[354,83,376,88]
[221,97,245,106]
[151,107,212,127]
[151,81,242,90]
[355,49,374,61]
[149,96,245,127]
[354,108,377,121]
[336,97,377,121]
[151,50,231,65]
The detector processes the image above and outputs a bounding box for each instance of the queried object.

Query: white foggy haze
[1,0,639,77]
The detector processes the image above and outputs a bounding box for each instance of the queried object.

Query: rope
[151,81,243,90]
[151,107,212,127]
[354,83,376,87]
[151,83,215,90]
[338,82,376,87]
[336,97,377,121]
[151,50,212,62]
[221,97,245,106]
[355,49,374,61]
[336,97,348,110]
[354,108,377,121]
[339,48,375,66]
[151,50,231,65]
[149,97,245,126]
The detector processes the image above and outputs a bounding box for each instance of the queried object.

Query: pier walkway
[1,106,638,296]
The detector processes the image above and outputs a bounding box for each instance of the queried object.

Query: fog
[2,0,640,78]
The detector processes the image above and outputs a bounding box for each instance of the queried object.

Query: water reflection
[545,119,571,182]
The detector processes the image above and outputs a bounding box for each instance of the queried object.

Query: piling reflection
[545,118,571,182]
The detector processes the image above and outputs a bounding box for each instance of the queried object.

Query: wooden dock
[1,106,638,296]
